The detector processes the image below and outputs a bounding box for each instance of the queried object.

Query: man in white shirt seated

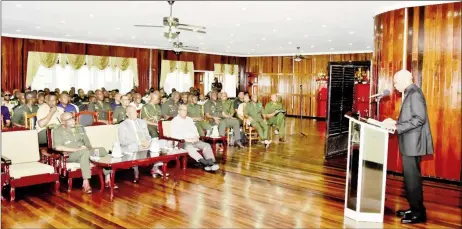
[130,93,144,111]
[36,94,65,145]
[170,104,219,172]
[118,106,165,180]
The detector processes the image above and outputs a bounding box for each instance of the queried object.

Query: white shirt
[170,115,199,140]
[130,102,144,111]
[36,104,65,132]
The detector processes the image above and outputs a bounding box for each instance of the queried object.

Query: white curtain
[31,64,134,94]
[203,71,215,96]
[163,70,194,94]
[223,73,237,97]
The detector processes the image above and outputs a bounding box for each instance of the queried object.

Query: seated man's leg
[38,129,48,145]
[251,120,265,140]
[183,142,204,162]
[90,147,113,181]
[194,141,216,162]
[67,149,91,179]
[275,113,285,137]
[218,120,227,137]
[227,118,242,143]
[200,121,212,135]
[195,122,207,136]
[259,119,269,140]
[147,125,158,138]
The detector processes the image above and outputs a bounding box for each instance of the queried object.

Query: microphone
[370,89,390,98]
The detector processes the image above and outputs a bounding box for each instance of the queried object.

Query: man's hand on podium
[382,118,397,133]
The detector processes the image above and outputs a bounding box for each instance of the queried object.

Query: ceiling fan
[285,47,306,62]
[172,32,199,53]
[134,1,206,42]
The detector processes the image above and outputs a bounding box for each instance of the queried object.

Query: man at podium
[383,69,433,224]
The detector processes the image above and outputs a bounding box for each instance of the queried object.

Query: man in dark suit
[383,69,434,224]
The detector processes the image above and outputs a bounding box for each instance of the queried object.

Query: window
[31,64,135,94]
[163,70,194,94]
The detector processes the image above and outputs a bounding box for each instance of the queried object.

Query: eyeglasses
[4,94,10,96]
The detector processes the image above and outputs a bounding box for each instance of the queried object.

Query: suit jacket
[396,84,434,156]
[118,118,151,153]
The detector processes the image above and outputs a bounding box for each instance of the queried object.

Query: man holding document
[382,69,433,224]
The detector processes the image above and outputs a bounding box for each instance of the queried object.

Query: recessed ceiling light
[272,29,277,32]
[310,45,315,48]
[251,49,255,51]
[286,17,292,21]
[322,25,327,28]
[35,26,40,29]
[143,41,147,44]
[236,23,240,27]
[279,46,283,49]
[261,38,266,41]
[65,34,70,37]
[256,44,260,47]
[230,33,234,37]
[230,40,234,44]
[241,7,247,11]
[349,31,355,34]
[328,39,332,42]
[330,48,335,50]
[16,29,21,32]
[247,52,251,54]
[304,34,309,37]
[16,4,22,8]
[366,46,371,49]
[288,41,292,44]
[200,42,204,45]
[88,31,92,34]
[116,28,120,30]
[202,47,206,50]
[60,20,66,24]
[227,46,231,49]
[131,36,136,39]
[89,14,94,18]
[349,43,353,46]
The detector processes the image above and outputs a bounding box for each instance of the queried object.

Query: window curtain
[26,51,138,90]
[160,60,194,94]
[214,64,238,97]
[202,71,215,96]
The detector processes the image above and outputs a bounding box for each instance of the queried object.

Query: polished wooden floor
[2,118,461,228]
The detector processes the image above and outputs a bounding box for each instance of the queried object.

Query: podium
[343,115,391,223]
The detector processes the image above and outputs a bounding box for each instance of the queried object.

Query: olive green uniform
[11,104,39,126]
[52,125,110,179]
[112,106,127,124]
[187,103,211,136]
[204,100,241,141]
[141,103,161,137]
[244,101,268,140]
[88,101,112,121]
[161,99,179,119]
[264,101,286,137]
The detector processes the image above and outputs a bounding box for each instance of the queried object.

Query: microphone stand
[298,85,307,137]
[375,96,382,121]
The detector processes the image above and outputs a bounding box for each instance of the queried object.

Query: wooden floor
[2,118,461,228]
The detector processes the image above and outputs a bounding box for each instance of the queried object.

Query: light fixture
[35,26,40,29]
[349,43,353,46]
[60,20,66,24]
[200,42,204,45]
[294,56,302,62]
[279,46,283,49]
[16,4,22,8]
[230,40,234,44]
[286,17,292,21]
[349,31,355,34]
[116,28,120,30]
[272,29,277,32]
[288,41,292,44]
[227,46,231,49]
[89,14,94,18]
[303,34,309,37]
[251,49,255,51]
[65,34,70,37]
[366,46,371,49]
[310,45,314,48]
[16,29,21,32]
[261,38,266,41]
[330,48,335,50]
[242,7,247,11]
[328,39,332,42]
[236,23,241,27]
[256,44,260,47]
[322,25,327,28]
[230,33,234,37]
[131,36,136,39]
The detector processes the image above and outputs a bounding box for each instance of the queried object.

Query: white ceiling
[1,1,453,57]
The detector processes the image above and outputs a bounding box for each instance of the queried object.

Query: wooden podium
[343,115,392,223]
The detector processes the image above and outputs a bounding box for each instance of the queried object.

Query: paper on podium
[360,118,395,134]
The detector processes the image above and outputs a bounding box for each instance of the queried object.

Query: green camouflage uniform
[219,99,241,141]
[264,101,285,137]
[88,101,112,121]
[141,103,162,137]
[11,104,39,126]
[112,106,127,124]
[161,99,179,119]
[244,101,268,140]
[187,103,211,136]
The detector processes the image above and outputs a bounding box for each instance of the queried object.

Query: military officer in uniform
[245,94,271,148]
[220,92,244,147]
[88,89,112,123]
[12,92,39,128]
[161,91,180,120]
[264,93,286,142]
[188,94,212,136]
[52,112,114,193]
[112,95,130,124]
[141,93,162,137]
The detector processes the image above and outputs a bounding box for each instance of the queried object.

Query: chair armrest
[53,151,70,158]
[1,156,11,165]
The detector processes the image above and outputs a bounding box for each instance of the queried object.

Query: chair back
[2,130,40,164]
[158,120,172,139]
[84,125,119,151]
[75,111,97,126]
[24,112,37,130]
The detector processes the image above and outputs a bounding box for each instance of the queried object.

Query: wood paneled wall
[1,37,246,93]
[246,53,372,117]
[373,2,461,181]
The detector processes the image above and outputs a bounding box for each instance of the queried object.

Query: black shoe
[396,209,412,217]
[235,141,244,148]
[205,158,215,166]
[401,214,426,224]
[198,158,209,167]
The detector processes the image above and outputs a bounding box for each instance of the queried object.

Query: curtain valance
[214,64,238,76]
[26,51,138,87]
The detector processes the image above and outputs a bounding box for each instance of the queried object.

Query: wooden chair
[107,111,113,124]
[1,130,60,201]
[75,111,107,126]
[24,112,37,130]
[243,118,258,146]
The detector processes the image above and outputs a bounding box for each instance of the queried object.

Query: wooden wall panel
[246,53,372,118]
[374,2,461,181]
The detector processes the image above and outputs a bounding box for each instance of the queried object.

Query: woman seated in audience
[1,98,11,128]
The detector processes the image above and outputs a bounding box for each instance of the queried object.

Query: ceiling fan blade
[134,25,164,28]
[178,23,206,30]
[177,27,206,34]
[181,46,199,51]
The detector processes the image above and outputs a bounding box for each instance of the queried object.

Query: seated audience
[237,94,250,120]
[111,93,122,110]
[36,94,64,144]
[264,93,286,142]
[171,104,219,172]
[88,89,112,123]
[58,93,78,114]
[73,89,88,105]
[161,91,180,120]
[234,92,245,116]
[53,112,113,193]
[141,93,162,138]
[2,91,15,113]
[187,95,212,137]
[197,94,207,106]
[244,94,271,148]
[113,95,130,124]
[180,93,189,105]
[44,88,50,96]
[12,93,25,111]
[119,106,165,179]
[160,95,168,105]
[12,92,38,128]
[37,93,46,107]
[1,101,11,128]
